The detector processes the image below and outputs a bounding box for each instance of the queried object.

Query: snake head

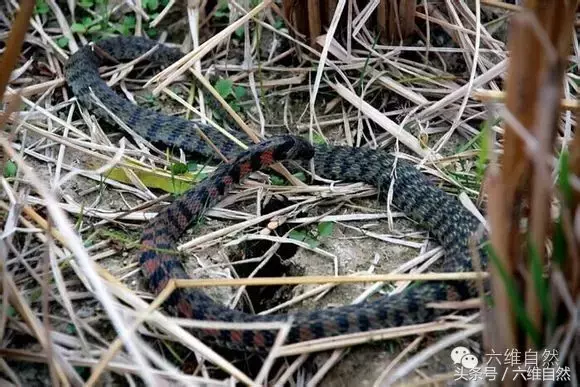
[270,135,315,162]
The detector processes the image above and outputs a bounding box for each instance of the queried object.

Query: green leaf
[305,236,319,248]
[81,16,93,26]
[35,0,50,14]
[123,15,136,27]
[289,229,306,241]
[66,323,77,334]
[147,26,159,38]
[293,171,307,182]
[270,175,287,186]
[317,222,334,238]
[271,171,308,186]
[56,37,69,48]
[187,161,198,172]
[233,85,246,100]
[214,78,233,98]
[3,160,17,177]
[115,25,128,35]
[214,0,229,19]
[485,243,542,347]
[78,0,94,8]
[146,0,159,11]
[171,162,188,175]
[558,151,572,206]
[36,4,50,14]
[312,133,327,145]
[289,230,318,248]
[71,23,87,33]
[87,24,102,33]
[476,119,490,181]
[102,161,205,194]
[234,26,244,39]
[527,239,555,333]
[553,218,567,266]
[214,10,228,19]
[292,172,306,183]
[273,18,284,30]
[229,100,240,112]
[6,305,16,317]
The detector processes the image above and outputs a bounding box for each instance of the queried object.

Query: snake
[64,36,486,352]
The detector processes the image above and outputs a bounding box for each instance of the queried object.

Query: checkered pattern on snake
[65,36,486,352]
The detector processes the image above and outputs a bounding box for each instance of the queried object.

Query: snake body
[65,36,485,352]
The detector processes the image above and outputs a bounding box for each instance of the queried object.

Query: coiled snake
[64,36,486,352]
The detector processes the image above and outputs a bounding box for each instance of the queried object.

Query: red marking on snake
[223,175,234,186]
[177,298,194,318]
[205,328,220,338]
[323,319,337,334]
[259,149,274,166]
[177,212,188,229]
[252,332,265,348]
[190,201,201,213]
[239,161,252,177]
[208,186,218,198]
[347,313,359,332]
[142,257,161,276]
[230,330,242,344]
[155,276,170,294]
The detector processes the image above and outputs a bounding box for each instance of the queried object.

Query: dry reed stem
[380,323,483,385]
[277,321,483,357]
[2,185,274,384]
[0,0,75,385]
[473,89,580,111]
[284,0,418,46]
[481,0,522,12]
[487,13,539,367]
[307,0,322,44]
[525,0,578,352]
[0,1,35,99]
[487,2,578,385]
[174,272,488,288]
[566,128,580,296]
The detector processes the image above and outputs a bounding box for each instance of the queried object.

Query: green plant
[486,243,542,347]
[213,78,246,114]
[34,0,49,15]
[213,0,229,20]
[68,0,166,40]
[56,36,69,47]
[289,222,335,248]
[3,160,17,177]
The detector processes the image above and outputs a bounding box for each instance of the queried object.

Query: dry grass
[0,0,578,386]
[485,2,579,387]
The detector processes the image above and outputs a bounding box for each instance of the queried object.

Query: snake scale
[64,36,486,352]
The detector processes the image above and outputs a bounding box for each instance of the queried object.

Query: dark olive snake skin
[65,36,487,352]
